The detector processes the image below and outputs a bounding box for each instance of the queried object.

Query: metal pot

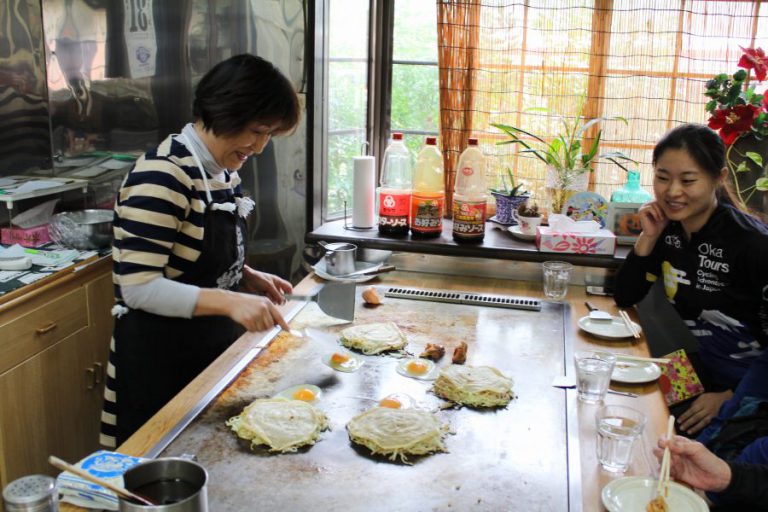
[118,458,208,512]
[48,209,113,250]
[320,242,357,276]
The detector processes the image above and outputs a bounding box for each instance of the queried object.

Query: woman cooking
[100,54,299,447]
[614,123,768,437]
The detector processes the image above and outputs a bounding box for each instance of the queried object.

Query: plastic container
[410,136,444,238]
[610,170,652,203]
[452,138,488,242]
[2,474,58,511]
[377,132,413,235]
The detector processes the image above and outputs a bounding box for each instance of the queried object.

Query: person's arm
[121,278,200,318]
[722,461,768,507]
[194,288,289,332]
[654,435,732,491]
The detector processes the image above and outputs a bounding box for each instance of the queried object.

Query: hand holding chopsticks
[619,309,642,339]
[646,415,676,511]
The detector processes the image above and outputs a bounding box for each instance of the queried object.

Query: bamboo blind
[437,0,768,205]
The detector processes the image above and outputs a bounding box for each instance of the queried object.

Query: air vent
[384,287,541,311]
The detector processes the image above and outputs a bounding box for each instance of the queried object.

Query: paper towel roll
[352,156,376,228]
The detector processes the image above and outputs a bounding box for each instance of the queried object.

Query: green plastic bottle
[610,170,652,203]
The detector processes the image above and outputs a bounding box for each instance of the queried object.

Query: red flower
[739,46,768,81]
[708,104,759,145]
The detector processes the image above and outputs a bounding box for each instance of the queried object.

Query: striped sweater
[112,134,243,303]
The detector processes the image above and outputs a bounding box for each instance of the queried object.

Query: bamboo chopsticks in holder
[618,309,641,339]
[657,415,676,499]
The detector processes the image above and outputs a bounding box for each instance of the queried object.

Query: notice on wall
[123,0,157,78]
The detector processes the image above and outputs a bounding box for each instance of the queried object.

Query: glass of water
[595,405,647,472]
[542,261,573,300]
[574,350,616,404]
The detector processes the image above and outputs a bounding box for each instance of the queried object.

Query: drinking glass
[542,261,573,300]
[574,351,616,404]
[595,405,647,472]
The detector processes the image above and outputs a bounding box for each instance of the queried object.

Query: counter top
[308,219,630,269]
[60,268,673,512]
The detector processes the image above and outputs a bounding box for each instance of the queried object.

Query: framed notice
[606,202,644,245]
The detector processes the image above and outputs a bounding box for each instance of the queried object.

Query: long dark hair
[193,54,300,137]
[652,123,742,211]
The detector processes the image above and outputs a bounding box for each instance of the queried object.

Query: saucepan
[319,241,357,276]
[118,458,208,512]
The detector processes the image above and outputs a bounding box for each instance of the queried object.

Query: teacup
[511,210,543,236]
[320,242,357,276]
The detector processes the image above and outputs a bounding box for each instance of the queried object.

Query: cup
[574,350,616,404]
[595,404,647,472]
[321,242,357,276]
[119,458,208,511]
[542,260,573,300]
[511,210,542,235]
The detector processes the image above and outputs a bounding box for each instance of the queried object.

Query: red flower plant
[707,104,759,145]
[738,46,768,81]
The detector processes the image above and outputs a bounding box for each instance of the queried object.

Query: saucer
[507,225,536,241]
[312,260,383,283]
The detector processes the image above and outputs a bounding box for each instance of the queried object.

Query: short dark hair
[192,54,300,137]
[652,123,741,210]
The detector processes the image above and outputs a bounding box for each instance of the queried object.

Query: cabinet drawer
[0,287,88,374]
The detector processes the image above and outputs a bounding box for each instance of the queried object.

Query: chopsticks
[611,354,671,364]
[656,415,676,499]
[618,309,641,339]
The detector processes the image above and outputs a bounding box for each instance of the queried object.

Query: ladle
[48,455,157,506]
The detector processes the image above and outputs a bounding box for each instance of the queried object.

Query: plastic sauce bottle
[610,169,652,203]
[452,138,487,243]
[410,136,445,238]
[378,132,413,235]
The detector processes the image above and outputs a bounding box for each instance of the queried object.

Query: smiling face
[652,148,726,235]
[197,121,279,171]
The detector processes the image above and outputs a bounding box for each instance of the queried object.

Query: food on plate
[433,364,514,407]
[346,407,449,463]
[226,398,329,452]
[452,341,468,364]
[339,322,408,355]
[419,343,445,361]
[646,496,668,512]
[396,358,437,380]
[362,286,382,305]
[275,384,322,403]
[324,350,364,372]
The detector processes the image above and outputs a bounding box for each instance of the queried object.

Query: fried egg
[378,392,414,409]
[396,358,437,380]
[322,350,364,372]
[275,384,322,403]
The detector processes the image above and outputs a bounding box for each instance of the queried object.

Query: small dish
[275,384,322,403]
[312,260,383,283]
[396,358,438,381]
[322,350,365,373]
[612,360,661,384]
[602,476,708,512]
[578,315,642,340]
[507,225,536,241]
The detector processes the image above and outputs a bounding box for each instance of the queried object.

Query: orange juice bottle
[410,136,444,238]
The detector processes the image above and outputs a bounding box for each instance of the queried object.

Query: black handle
[585,301,598,312]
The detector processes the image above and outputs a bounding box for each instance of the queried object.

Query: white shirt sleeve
[121,276,200,318]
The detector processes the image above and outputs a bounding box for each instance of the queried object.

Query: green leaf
[756,177,768,191]
[735,161,750,173]
[734,69,748,81]
[746,152,764,168]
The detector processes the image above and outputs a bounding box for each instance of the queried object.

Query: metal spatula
[285,282,356,322]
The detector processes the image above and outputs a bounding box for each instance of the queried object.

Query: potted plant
[491,98,635,216]
[513,200,542,236]
[490,168,530,224]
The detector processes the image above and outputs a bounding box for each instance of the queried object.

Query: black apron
[104,186,247,446]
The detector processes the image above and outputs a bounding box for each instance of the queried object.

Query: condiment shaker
[2,475,58,512]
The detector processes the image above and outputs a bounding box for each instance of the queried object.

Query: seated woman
[615,123,768,436]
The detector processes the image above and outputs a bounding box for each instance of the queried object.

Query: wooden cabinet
[0,260,113,492]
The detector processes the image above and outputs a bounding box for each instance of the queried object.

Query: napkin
[548,214,600,233]
[56,450,146,510]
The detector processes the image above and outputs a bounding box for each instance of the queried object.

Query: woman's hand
[241,266,292,304]
[195,289,290,332]
[653,435,731,492]
[677,390,733,435]
[633,201,669,256]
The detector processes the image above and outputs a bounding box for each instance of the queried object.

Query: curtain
[436,0,768,207]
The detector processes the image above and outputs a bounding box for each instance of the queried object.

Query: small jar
[2,475,58,512]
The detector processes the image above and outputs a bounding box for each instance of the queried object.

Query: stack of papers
[57,450,145,510]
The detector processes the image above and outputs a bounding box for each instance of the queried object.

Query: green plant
[490,168,529,197]
[517,201,540,217]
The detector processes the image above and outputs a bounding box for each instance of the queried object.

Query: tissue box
[536,226,616,255]
[1,225,51,247]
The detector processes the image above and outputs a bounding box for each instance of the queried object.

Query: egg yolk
[331,352,350,365]
[379,397,402,409]
[406,360,429,375]
[292,388,316,401]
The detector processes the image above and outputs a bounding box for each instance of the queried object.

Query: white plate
[312,260,382,283]
[612,360,661,384]
[507,225,536,241]
[578,316,642,340]
[602,476,708,512]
